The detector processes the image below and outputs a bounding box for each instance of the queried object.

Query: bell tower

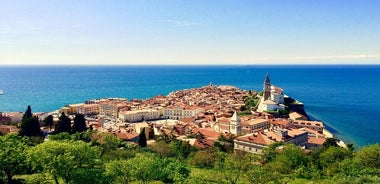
[263,73,271,101]
[230,111,242,135]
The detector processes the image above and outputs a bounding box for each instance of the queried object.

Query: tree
[91,132,121,156]
[318,146,352,176]
[54,112,71,134]
[138,128,147,147]
[127,153,156,183]
[189,150,216,168]
[72,114,87,133]
[322,137,338,149]
[105,159,132,184]
[43,115,54,131]
[0,134,29,184]
[28,140,101,184]
[19,106,42,137]
[355,144,380,169]
[215,151,252,184]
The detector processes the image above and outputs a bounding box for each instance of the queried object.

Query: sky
[1,0,380,65]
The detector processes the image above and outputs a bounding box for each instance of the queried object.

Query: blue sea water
[1,65,380,147]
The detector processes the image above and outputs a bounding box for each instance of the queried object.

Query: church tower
[230,111,242,135]
[263,73,271,101]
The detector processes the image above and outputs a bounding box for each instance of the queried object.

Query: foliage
[105,159,131,184]
[28,140,101,184]
[91,132,121,156]
[3,129,380,184]
[189,149,216,168]
[0,134,29,183]
[355,143,380,169]
[18,106,43,137]
[214,151,252,184]
[54,112,71,134]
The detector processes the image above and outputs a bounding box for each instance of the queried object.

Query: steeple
[263,73,271,101]
[265,73,270,83]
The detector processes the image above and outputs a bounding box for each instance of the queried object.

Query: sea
[1,65,380,147]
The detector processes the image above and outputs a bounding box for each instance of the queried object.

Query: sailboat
[0,90,3,95]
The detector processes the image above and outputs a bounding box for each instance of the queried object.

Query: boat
[0,90,3,95]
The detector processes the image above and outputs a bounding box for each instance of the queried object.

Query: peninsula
[1,74,342,152]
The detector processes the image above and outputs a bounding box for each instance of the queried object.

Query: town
[0,74,341,153]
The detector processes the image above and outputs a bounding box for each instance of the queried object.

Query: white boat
[0,90,3,95]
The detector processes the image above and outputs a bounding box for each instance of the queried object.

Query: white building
[119,109,161,122]
[163,106,203,120]
[257,74,286,112]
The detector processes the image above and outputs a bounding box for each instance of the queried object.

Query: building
[289,112,308,121]
[234,128,308,154]
[241,118,270,134]
[292,120,324,133]
[257,74,286,112]
[234,133,275,154]
[214,111,242,135]
[230,111,242,135]
[77,104,100,115]
[99,103,120,119]
[163,106,203,120]
[270,119,292,129]
[263,73,271,101]
[119,109,161,122]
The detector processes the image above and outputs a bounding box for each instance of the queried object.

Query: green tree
[105,159,132,184]
[43,115,54,131]
[319,146,352,176]
[19,105,42,137]
[266,144,310,174]
[355,144,380,169]
[248,165,282,184]
[91,132,121,156]
[28,140,101,184]
[189,150,216,168]
[127,153,156,184]
[0,134,29,184]
[54,112,71,134]
[138,128,147,147]
[322,137,338,149]
[215,151,252,184]
[150,140,173,158]
[72,114,87,133]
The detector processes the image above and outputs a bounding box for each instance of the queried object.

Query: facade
[215,112,242,135]
[119,109,161,122]
[241,118,270,134]
[230,111,242,135]
[77,104,100,115]
[234,133,275,154]
[99,103,119,119]
[234,128,308,154]
[292,120,324,133]
[163,106,202,120]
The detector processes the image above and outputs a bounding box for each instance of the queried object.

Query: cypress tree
[43,115,54,131]
[19,106,42,137]
[72,114,87,133]
[55,112,71,134]
[138,128,147,147]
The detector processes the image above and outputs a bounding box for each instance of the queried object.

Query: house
[241,118,270,134]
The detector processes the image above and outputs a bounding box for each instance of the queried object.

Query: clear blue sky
[1,0,380,65]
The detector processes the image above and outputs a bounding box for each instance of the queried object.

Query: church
[257,73,286,112]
